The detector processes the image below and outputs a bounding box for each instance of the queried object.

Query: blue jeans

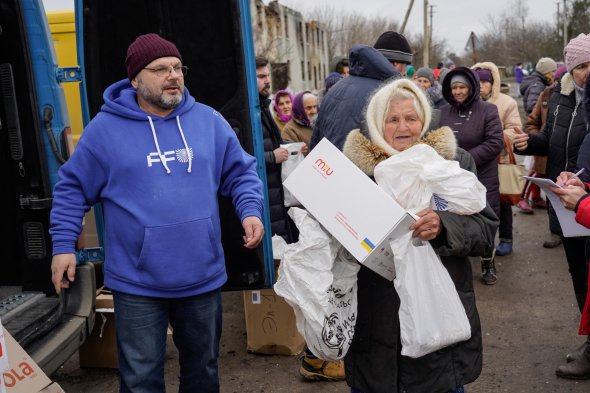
[112,289,222,393]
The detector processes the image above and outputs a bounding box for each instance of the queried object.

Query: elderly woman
[471,62,523,257]
[440,67,503,285]
[342,79,498,393]
[281,91,318,146]
[272,90,293,132]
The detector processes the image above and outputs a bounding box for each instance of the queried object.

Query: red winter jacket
[576,192,590,335]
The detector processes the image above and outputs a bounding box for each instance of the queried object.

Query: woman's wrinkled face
[451,82,470,103]
[383,98,423,151]
[277,95,292,116]
[572,61,590,88]
[415,77,432,90]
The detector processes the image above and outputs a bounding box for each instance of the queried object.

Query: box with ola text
[283,138,414,280]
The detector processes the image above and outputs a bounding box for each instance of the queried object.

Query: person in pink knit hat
[514,33,590,380]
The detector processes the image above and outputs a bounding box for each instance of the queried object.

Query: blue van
[0,0,273,375]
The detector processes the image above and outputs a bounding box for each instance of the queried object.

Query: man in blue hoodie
[49,33,264,392]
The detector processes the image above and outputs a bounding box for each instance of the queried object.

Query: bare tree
[305,6,398,60]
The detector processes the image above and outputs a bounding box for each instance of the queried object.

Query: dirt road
[51,203,590,393]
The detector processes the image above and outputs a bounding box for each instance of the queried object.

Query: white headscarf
[365,78,432,156]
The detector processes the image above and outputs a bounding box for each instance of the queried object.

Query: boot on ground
[557,339,590,379]
[481,257,497,285]
[299,354,345,381]
[543,233,562,248]
[495,241,513,256]
[566,341,588,363]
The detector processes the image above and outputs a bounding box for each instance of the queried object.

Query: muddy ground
[52,206,590,393]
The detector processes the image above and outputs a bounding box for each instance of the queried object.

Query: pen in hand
[563,168,586,187]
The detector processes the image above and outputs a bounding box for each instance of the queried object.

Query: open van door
[0,0,95,375]
[75,0,275,289]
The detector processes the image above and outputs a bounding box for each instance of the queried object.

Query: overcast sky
[43,0,556,54]
[278,0,557,55]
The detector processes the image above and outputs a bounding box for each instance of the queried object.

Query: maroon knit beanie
[125,33,182,80]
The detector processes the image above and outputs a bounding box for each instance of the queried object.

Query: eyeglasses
[143,65,188,78]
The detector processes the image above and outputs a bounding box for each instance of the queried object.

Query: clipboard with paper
[523,176,590,237]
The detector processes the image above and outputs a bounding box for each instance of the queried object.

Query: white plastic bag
[522,155,534,171]
[391,232,471,358]
[281,142,305,207]
[374,144,486,214]
[274,207,360,360]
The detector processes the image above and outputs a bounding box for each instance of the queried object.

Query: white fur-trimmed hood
[365,78,432,156]
[343,126,458,176]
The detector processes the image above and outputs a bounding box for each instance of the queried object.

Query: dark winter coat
[310,44,398,151]
[515,73,589,234]
[520,71,550,115]
[259,96,298,243]
[440,67,504,217]
[342,127,498,393]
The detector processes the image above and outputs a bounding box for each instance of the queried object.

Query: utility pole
[429,4,434,67]
[400,0,415,35]
[555,2,561,34]
[423,0,429,67]
[471,32,477,64]
[563,0,568,48]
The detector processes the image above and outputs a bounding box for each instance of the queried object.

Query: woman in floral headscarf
[272,89,293,132]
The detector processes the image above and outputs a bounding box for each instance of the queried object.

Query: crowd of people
[254,29,590,392]
[47,25,590,393]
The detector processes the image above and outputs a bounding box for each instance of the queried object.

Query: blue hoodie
[50,79,264,297]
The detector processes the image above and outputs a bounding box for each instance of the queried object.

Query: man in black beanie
[310,31,412,151]
[373,31,413,76]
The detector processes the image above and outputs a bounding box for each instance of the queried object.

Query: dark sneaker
[517,199,534,214]
[495,241,513,256]
[481,258,497,285]
[543,234,562,248]
[299,355,345,382]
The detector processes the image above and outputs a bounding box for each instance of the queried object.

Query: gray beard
[138,84,183,110]
[309,114,318,128]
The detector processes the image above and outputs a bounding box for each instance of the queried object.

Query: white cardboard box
[283,138,414,280]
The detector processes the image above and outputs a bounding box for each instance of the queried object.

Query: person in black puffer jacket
[514,35,590,375]
[256,57,298,243]
[310,41,402,151]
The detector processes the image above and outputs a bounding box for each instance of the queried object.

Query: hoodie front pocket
[136,218,221,289]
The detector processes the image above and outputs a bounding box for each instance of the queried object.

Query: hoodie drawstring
[147,116,172,174]
[147,115,193,174]
[176,116,192,173]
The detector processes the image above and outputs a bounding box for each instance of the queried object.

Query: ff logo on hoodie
[147,148,194,167]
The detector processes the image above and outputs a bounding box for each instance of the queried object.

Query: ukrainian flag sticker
[361,238,375,253]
